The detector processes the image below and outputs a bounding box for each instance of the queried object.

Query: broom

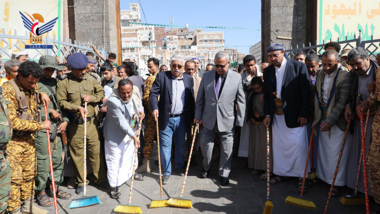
[149,119,169,208]
[165,123,200,208]
[69,102,101,208]
[43,104,59,214]
[324,120,351,214]
[263,125,274,214]
[114,119,144,214]
[340,109,370,205]
[285,126,316,210]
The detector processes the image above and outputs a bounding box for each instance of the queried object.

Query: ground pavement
[41,148,368,214]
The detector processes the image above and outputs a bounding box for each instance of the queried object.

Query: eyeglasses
[215,62,228,68]
[171,64,183,69]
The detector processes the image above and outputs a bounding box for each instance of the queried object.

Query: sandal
[134,172,144,181]
[297,179,308,193]
[260,173,272,180]
[270,176,288,184]
[35,192,53,207]
[330,187,340,197]
[109,187,121,199]
[56,189,72,200]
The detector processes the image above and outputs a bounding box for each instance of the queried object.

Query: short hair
[324,42,341,52]
[147,57,159,67]
[206,63,214,67]
[108,52,117,59]
[118,78,133,88]
[4,59,21,72]
[238,64,245,73]
[305,54,319,63]
[214,51,230,61]
[100,62,113,72]
[86,52,95,57]
[117,65,125,71]
[18,61,43,78]
[295,51,307,58]
[170,55,184,64]
[322,50,339,60]
[243,55,256,65]
[160,65,167,70]
[251,76,263,87]
[185,60,195,67]
[347,47,369,62]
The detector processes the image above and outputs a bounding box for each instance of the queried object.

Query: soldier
[0,87,12,214]
[57,53,105,194]
[2,61,51,214]
[34,56,72,207]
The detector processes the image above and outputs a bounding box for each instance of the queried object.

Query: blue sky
[120,0,261,54]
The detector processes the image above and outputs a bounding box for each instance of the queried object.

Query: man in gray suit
[194,51,246,186]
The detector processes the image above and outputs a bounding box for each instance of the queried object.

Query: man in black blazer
[149,56,195,184]
[263,44,310,183]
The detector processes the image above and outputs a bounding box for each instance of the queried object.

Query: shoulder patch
[59,74,68,80]
[89,72,98,79]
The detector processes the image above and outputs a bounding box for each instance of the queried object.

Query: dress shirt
[171,74,185,115]
[322,69,338,103]
[275,58,287,99]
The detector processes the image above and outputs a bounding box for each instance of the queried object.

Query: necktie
[215,75,222,97]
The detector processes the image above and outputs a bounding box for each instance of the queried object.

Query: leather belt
[170,113,182,117]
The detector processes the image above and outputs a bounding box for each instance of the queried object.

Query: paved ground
[40,148,369,214]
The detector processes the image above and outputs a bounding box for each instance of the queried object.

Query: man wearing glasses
[149,56,195,185]
[195,51,245,186]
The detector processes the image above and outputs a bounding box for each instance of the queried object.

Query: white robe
[317,125,352,186]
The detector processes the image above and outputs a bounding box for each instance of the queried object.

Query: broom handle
[353,109,370,196]
[180,123,199,197]
[360,112,370,214]
[44,104,58,214]
[156,119,163,199]
[266,126,270,200]
[83,102,87,196]
[301,127,314,196]
[128,119,142,205]
[324,120,351,214]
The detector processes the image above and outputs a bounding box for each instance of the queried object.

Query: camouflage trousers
[34,130,64,194]
[0,150,11,214]
[6,140,36,212]
[143,114,156,160]
[369,111,380,204]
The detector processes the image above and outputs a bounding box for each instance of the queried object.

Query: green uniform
[0,88,12,214]
[56,73,105,186]
[34,77,68,194]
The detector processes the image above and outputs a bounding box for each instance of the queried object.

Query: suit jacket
[149,71,195,130]
[313,66,352,132]
[195,69,245,132]
[263,59,310,128]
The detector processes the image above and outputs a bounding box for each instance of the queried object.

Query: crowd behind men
[0,42,380,213]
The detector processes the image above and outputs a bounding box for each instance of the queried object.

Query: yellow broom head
[263,200,273,214]
[149,200,169,208]
[285,196,316,210]
[339,195,365,205]
[166,197,192,208]
[307,172,316,180]
[113,204,143,213]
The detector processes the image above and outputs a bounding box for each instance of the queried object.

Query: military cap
[67,53,89,69]
[267,43,285,53]
[38,55,65,70]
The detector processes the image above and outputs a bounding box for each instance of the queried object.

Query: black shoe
[162,175,170,185]
[219,176,229,186]
[175,167,186,177]
[199,168,210,179]
[75,185,84,195]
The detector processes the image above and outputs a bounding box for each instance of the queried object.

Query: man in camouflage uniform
[2,61,51,214]
[57,53,105,194]
[0,87,12,214]
[34,56,71,207]
[358,65,380,213]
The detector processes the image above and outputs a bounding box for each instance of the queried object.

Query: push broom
[285,126,316,210]
[263,126,274,214]
[44,104,59,214]
[324,120,351,214]
[340,109,370,205]
[114,120,144,214]
[149,119,169,208]
[69,102,101,208]
[166,123,200,209]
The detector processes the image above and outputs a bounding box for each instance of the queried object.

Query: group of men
[0,40,380,213]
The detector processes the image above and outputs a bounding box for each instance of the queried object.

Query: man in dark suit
[149,56,195,185]
[263,44,310,183]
